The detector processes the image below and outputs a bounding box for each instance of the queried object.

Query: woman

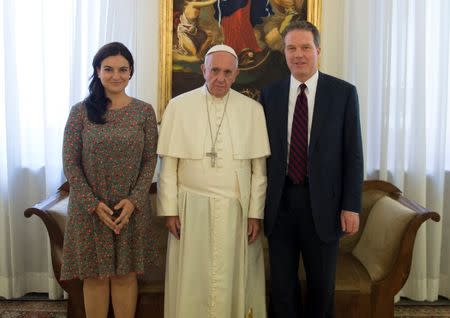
[61,42,158,318]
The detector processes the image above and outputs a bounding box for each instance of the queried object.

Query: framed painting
[158,0,322,120]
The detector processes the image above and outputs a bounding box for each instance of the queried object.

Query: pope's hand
[166,216,181,240]
[247,218,261,244]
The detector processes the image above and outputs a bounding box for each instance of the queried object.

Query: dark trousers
[268,178,339,318]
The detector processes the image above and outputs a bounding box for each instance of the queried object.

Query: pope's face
[201,52,239,98]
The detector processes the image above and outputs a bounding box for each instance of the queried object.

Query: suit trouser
[268,178,339,318]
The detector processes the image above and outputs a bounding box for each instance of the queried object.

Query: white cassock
[157,85,271,318]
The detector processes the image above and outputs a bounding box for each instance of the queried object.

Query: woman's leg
[110,272,138,318]
[83,277,110,318]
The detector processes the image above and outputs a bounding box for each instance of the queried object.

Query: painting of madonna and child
[171,0,307,101]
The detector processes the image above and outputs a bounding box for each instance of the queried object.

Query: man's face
[201,51,239,98]
[284,29,320,82]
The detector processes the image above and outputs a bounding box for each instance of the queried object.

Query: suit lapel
[278,78,290,163]
[309,72,331,155]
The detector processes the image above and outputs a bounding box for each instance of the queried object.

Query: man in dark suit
[260,21,364,318]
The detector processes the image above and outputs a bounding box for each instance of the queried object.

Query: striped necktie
[288,83,308,184]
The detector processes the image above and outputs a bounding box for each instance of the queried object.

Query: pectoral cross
[206,147,217,167]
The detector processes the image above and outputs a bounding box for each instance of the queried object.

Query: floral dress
[61,98,158,280]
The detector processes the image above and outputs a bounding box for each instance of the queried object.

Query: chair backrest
[339,180,402,253]
[47,197,69,234]
[341,180,440,288]
[351,196,417,281]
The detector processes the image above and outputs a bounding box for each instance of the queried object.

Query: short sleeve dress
[61,98,158,280]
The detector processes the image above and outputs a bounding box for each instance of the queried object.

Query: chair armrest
[383,196,440,292]
[24,184,69,285]
[352,193,440,293]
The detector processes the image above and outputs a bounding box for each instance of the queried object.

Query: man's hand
[166,216,181,240]
[113,198,135,235]
[94,202,117,232]
[247,218,261,244]
[340,210,359,235]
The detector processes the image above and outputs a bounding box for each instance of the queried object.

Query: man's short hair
[281,20,320,48]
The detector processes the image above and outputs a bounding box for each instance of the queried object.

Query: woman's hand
[94,202,118,232]
[113,199,135,234]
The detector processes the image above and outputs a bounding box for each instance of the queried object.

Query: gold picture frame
[158,0,322,120]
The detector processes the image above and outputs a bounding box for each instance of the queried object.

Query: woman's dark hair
[85,42,134,124]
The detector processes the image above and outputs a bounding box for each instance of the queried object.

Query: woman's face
[97,54,131,96]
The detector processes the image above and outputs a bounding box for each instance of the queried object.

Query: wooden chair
[328,180,440,318]
[24,182,166,318]
[25,180,440,318]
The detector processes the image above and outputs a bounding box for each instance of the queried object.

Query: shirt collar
[290,71,319,93]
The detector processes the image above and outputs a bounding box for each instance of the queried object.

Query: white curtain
[322,0,450,300]
[0,0,158,299]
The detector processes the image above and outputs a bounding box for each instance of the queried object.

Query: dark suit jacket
[260,72,364,243]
